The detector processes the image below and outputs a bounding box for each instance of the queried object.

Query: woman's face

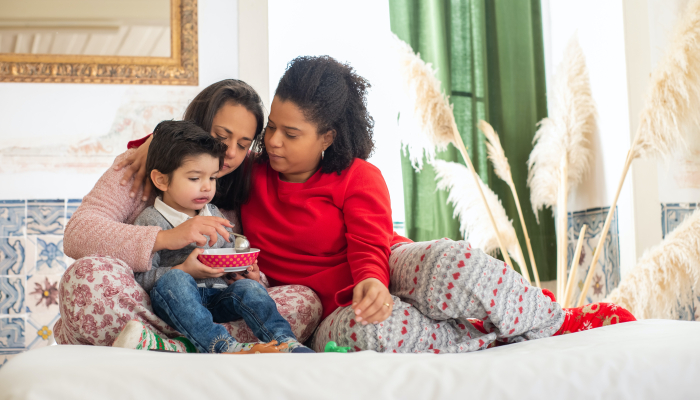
[264,96,333,183]
[211,102,258,177]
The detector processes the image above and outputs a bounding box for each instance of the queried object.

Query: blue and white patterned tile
[0,317,25,355]
[0,276,25,315]
[65,199,82,227]
[25,312,60,351]
[0,200,26,237]
[25,274,60,315]
[26,235,67,275]
[0,237,29,275]
[26,199,66,235]
[566,206,620,305]
[661,203,699,238]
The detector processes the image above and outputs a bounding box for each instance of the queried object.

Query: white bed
[1,320,698,400]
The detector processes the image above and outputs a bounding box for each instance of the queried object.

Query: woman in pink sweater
[56,80,322,350]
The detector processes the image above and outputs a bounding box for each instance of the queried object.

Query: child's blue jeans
[150,269,296,353]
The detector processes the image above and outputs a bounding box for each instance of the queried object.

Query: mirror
[0,0,197,85]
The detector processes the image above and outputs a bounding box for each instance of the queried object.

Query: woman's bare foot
[225,340,288,354]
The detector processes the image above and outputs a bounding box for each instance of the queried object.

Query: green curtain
[389,0,558,280]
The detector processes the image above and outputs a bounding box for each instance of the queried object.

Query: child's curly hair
[257,55,375,174]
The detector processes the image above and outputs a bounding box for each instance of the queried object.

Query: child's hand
[154,216,234,252]
[224,261,261,284]
[173,248,225,279]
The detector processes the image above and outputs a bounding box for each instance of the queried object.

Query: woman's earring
[321,150,325,160]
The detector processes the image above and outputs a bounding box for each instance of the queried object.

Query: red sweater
[241,159,411,319]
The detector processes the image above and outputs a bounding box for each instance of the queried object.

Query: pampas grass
[605,209,700,319]
[580,0,700,306]
[480,120,539,286]
[633,0,700,160]
[395,35,454,170]
[393,34,513,266]
[527,35,595,298]
[527,36,596,219]
[433,160,526,271]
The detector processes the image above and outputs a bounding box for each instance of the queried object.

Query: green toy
[324,341,351,353]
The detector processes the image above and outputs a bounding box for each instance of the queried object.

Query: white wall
[0,0,239,200]
[267,0,405,223]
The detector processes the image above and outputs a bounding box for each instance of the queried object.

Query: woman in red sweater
[240,56,635,353]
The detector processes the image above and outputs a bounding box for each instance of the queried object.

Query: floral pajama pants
[55,256,322,347]
[312,239,631,353]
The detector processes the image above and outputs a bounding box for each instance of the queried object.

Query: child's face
[162,154,220,215]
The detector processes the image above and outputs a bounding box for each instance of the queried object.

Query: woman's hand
[172,248,226,279]
[154,216,234,252]
[224,261,261,284]
[114,135,153,201]
[351,278,393,325]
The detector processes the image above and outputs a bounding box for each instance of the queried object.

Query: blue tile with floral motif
[0,317,25,354]
[661,203,699,238]
[26,199,65,235]
[566,206,620,306]
[26,236,67,274]
[0,200,25,237]
[0,277,25,315]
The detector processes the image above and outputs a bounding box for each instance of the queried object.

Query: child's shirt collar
[154,196,212,228]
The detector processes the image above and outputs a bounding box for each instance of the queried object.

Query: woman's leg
[388,239,564,343]
[55,256,179,346]
[317,239,634,353]
[222,285,322,343]
[312,297,494,353]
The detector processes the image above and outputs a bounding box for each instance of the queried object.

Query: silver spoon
[231,232,251,253]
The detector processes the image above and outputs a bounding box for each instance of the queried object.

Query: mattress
[1,320,698,400]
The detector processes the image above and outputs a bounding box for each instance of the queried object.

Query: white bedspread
[1,320,698,400]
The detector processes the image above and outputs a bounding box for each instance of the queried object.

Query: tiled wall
[566,206,621,305]
[0,199,81,367]
[661,203,699,238]
[661,203,700,321]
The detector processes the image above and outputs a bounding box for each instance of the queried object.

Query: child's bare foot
[225,340,288,354]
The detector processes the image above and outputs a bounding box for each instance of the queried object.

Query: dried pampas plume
[480,120,538,286]
[433,160,525,270]
[634,0,700,160]
[393,34,513,266]
[394,35,454,170]
[605,209,700,319]
[527,35,596,217]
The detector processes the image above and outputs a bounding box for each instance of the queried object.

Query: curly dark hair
[257,55,375,174]
[183,79,265,212]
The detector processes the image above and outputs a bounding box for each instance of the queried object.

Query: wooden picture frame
[0,0,198,85]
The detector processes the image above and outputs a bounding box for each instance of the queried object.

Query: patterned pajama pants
[312,239,565,353]
[55,256,322,347]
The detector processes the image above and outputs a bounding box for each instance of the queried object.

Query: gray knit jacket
[133,204,234,293]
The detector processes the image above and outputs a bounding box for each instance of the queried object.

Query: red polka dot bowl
[198,248,260,272]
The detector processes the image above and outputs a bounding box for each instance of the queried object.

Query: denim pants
[150,269,296,353]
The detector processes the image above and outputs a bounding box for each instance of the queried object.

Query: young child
[114,120,313,354]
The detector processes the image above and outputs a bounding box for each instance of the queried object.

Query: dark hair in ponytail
[258,55,374,174]
[183,79,265,212]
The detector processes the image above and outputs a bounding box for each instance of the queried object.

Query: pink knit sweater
[64,149,241,272]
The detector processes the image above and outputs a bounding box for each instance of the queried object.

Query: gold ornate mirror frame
[0,0,197,85]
